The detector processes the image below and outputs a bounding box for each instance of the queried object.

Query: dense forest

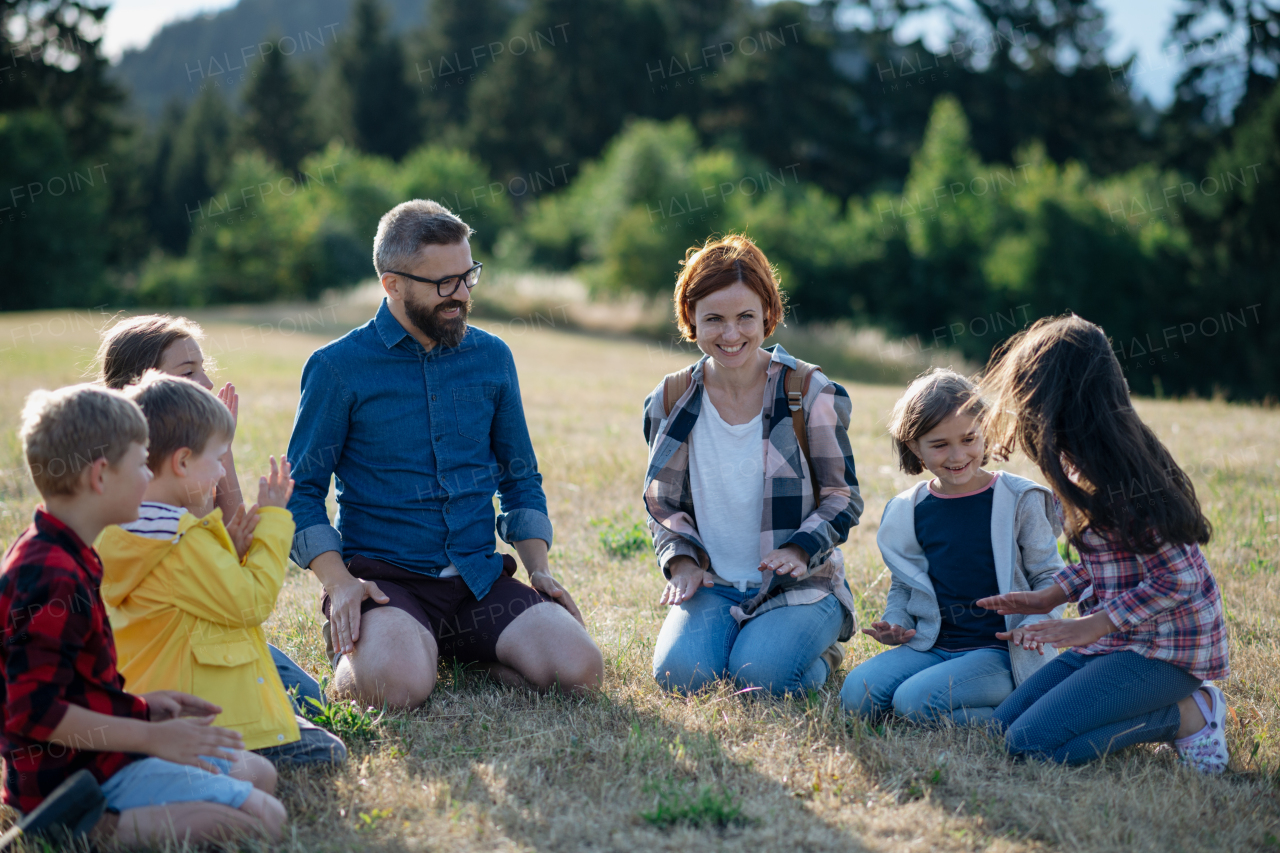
[1,0,1277,398]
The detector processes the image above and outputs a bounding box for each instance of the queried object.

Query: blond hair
[98,314,207,390]
[123,371,235,473]
[20,384,149,497]
[888,368,988,475]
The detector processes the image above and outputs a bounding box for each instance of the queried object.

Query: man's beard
[404,293,470,348]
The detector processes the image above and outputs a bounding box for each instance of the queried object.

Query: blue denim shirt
[286,299,553,599]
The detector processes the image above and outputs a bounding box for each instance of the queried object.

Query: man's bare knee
[344,608,437,708]
[564,642,606,693]
[355,664,435,708]
[498,603,604,693]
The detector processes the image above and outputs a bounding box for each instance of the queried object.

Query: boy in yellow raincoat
[97,372,345,767]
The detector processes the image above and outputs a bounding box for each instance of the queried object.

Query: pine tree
[243,44,316,174]
[337,0,421,160]
[162,87,235,253]
[418,0,515,134]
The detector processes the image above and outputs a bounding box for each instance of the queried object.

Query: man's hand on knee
[311,551,390,655]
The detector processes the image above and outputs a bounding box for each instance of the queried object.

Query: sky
[100,0,1186,107]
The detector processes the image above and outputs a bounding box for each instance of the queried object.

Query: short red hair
[673,234,786,342]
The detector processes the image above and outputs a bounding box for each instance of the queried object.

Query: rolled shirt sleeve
[1053,561,1093,601]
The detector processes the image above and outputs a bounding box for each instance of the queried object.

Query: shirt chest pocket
[191,640,262,726]
[453,385,498,443]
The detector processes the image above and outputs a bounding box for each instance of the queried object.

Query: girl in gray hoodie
[840,369,1065,724]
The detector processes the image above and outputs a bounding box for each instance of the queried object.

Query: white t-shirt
[688,395,766,585]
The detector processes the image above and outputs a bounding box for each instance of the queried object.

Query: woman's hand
[976,585,1068,616]
[1017,612,1116,649]
[217,382,239,425]
[759,544,809,578]
[660,557,711,605]
[861,621,916,646]
[997,627,1046,654]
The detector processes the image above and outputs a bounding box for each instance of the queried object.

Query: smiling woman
[642,234,863,698]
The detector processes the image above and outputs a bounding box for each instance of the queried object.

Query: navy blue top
[286,299,553,599]
[914,475,1005,651]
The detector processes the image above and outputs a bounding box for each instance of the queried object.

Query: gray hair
[372,199,474,276]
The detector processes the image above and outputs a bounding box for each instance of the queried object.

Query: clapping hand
[257,456,293,509]
[861,621,917,646]
[998,627,1046,654]
[216,383,239,425]
[223,502,260,561]
[759,544,809,578]
[143,690,222,722]
[976,586,1067,616]
[149,716,245,775]
[1009,612,1116,650]
[660,557,712,605]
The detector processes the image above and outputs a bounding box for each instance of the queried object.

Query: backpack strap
[664,359,821,488]
[662,365,695,417]
[786,359,821,488]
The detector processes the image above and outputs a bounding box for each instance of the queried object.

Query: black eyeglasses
[386,262,483,298]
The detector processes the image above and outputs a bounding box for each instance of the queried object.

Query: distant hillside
[112,0,428,118]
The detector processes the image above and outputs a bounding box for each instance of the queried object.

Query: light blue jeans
[653,584,844,696]
[840,644,1014,724]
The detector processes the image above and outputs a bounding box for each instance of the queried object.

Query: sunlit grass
[0,304,1276,852]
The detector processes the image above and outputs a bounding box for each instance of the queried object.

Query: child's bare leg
[1174,688,1209,739]
[240,788,288,836]
[113,799,283,845]
[226,748,278,793]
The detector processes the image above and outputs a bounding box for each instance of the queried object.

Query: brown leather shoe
[820,641,845,680]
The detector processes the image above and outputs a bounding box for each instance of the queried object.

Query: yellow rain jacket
[97,506,300,751]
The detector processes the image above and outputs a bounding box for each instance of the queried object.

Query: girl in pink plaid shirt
[974,315,1230,774]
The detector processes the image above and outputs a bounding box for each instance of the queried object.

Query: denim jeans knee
[653,657,720,694]
[839,672,896,717]
[1003,718,1055,759]
[891,679,948,723]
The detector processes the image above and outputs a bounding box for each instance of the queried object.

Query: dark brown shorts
[321,554,552,664]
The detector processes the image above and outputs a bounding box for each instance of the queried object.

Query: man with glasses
[286,199,604,709]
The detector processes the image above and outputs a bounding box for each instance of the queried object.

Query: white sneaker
[1175,684,1229,774]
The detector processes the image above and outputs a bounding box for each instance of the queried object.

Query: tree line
[0,0,1277,398]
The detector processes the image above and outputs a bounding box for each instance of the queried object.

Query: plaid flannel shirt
[1053,529,1228,680]
[0,510,149,813]
[642,346,862,640]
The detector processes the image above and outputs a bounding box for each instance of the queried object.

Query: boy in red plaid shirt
[0,384,285,844]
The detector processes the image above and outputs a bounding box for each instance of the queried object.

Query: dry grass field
[0,304,1278,852]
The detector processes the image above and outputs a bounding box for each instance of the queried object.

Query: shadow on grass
[281,664,877,853]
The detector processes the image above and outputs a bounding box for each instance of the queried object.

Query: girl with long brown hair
[975,315,1229,773]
